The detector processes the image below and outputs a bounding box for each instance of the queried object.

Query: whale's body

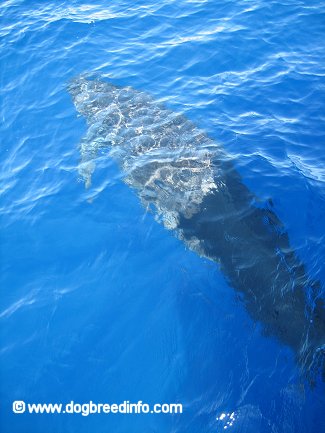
[69,76,325,382]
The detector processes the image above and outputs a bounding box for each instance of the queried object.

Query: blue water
[1,0,325,432]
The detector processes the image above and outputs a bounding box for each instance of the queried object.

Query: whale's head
[68,77,219,206]
[68,77,124,125]
[68,76,143,188]
[68,76,156,127]
[68,78,116,188]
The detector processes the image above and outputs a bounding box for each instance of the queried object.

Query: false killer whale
[68,76,325,383]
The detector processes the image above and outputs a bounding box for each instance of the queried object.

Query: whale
[68,76,325,383]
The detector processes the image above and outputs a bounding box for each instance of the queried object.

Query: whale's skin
[69,76,325,382]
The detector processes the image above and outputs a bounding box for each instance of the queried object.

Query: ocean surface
[1,0,325,432]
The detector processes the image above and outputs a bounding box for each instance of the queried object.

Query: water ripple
[1,0,325,432]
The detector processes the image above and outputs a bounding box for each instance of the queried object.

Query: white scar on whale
[69,75,325,384]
